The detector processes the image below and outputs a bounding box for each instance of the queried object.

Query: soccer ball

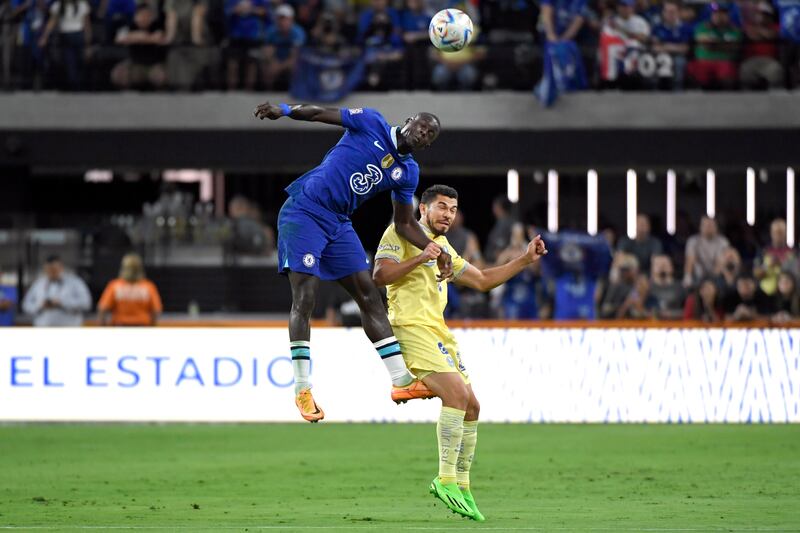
[429,9,474,53]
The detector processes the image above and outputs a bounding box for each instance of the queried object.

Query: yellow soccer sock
[457,420,478,489]
[437,406,466,486]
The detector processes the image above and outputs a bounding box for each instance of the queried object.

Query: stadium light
[666,169,676,236]
[84,169,113,183]
[746,167,756,226]
[507,169,520,204]
[587,169,598,236]
[706,169,716,218]
[164,169,214,202]
[789,168,796,248]
[548,170,558,233]
[627,169,637,239]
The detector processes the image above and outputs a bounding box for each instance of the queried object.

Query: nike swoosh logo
[312,407,321,414]
[374,140,384,151]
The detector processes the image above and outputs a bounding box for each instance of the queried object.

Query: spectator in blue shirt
[652,0,692,89]
[9,0,49,89]
[357,0,401,44]
[400,0,431,41]
[224,0,267,89]
[102,0,137,44]
[540,0,587,43]
[361,7,404,89]
[0,285,17,326]
[262,4,306,89]
[398,0,431,86]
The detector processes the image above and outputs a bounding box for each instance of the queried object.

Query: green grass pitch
[1,423,799,532]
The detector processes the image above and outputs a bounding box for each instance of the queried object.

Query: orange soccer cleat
[295,389,325,423]
[391,380,436,404]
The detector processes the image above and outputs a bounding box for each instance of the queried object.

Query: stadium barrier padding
[1,327,797,423]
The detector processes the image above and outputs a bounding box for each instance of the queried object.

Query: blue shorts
[277,197,370,281]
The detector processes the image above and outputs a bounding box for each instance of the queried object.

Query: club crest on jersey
[302,254,315,267]
[391,167,403,181]
[381,154,395,169]
[350,164,383,195]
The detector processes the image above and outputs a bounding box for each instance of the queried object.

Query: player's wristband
[278,103,292,117]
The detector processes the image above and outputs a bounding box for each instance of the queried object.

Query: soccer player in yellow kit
[373,184,547,521]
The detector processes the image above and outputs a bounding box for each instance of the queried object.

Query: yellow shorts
[393,324,470,384]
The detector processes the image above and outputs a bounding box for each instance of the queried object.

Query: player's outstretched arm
[457,235,548,292]
[253,101,343,126]
[373,243,441,287]
[392,200,453,280]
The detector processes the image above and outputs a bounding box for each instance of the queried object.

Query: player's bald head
[415,112,440,133]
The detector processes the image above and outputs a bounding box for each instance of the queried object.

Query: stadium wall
[2,327,797,423]
[2,93,800,172]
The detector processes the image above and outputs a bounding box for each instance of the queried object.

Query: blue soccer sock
[290,340,311,394]
[374,336,414,387]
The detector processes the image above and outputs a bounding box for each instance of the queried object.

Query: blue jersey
[541,0,588,35]
[285,107,419,218]
[653,21,693,44]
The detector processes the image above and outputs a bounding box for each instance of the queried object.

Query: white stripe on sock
[373,336,398,349]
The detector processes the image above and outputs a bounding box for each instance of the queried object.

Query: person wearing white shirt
[38,0,91,89]
[22,255,92,327]
[607,0,650,48]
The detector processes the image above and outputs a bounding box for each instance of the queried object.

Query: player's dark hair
[420,184,458,206]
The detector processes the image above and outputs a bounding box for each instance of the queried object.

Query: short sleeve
[443,237,469,279]
[390,164,419,205]
[375,225,406,263]
[340,107,386,132]
[148,281,163,314]
[97,280,117,312]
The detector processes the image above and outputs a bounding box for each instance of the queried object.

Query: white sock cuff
[373,336,398,349]
[290,340,310,348]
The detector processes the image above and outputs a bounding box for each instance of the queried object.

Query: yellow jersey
[375,223,469,328]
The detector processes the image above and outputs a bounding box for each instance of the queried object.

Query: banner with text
[0,328,797,423]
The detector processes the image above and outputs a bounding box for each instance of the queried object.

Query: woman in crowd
[97,253,163,326]
[683,277,723,323]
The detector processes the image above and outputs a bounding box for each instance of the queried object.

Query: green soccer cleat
[460,488,486,521]
[429,478,474,519]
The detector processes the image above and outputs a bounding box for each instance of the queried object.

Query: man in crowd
[22,255,92,326]
[754,218,798,295]
[649,254,685,319]
[688,2,742,89]
[684,215,729,287]
[262,4,306,90]
[617,213,662,273]
[651,0,692,89]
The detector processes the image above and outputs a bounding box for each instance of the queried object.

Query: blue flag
[774,0,800,42]
[534,40,588,107]
[290,49,366,103]
[539,231,611,320]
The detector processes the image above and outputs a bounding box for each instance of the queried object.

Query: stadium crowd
[434,200,800,323]
[1,0,799,91]
[1,194,798,324]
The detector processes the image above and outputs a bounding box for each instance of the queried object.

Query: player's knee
[291,291,315,316]
[356,289,383,314]
[466,396,480,420]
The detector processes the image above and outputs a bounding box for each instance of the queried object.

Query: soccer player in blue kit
[254,101,452,422]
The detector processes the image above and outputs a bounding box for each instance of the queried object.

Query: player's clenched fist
[418,242,442,263]
[526,234,548,262]
[254,102,283,120]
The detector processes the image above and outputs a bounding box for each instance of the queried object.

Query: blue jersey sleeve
[391,164,418,205]
[340,107,387,132]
